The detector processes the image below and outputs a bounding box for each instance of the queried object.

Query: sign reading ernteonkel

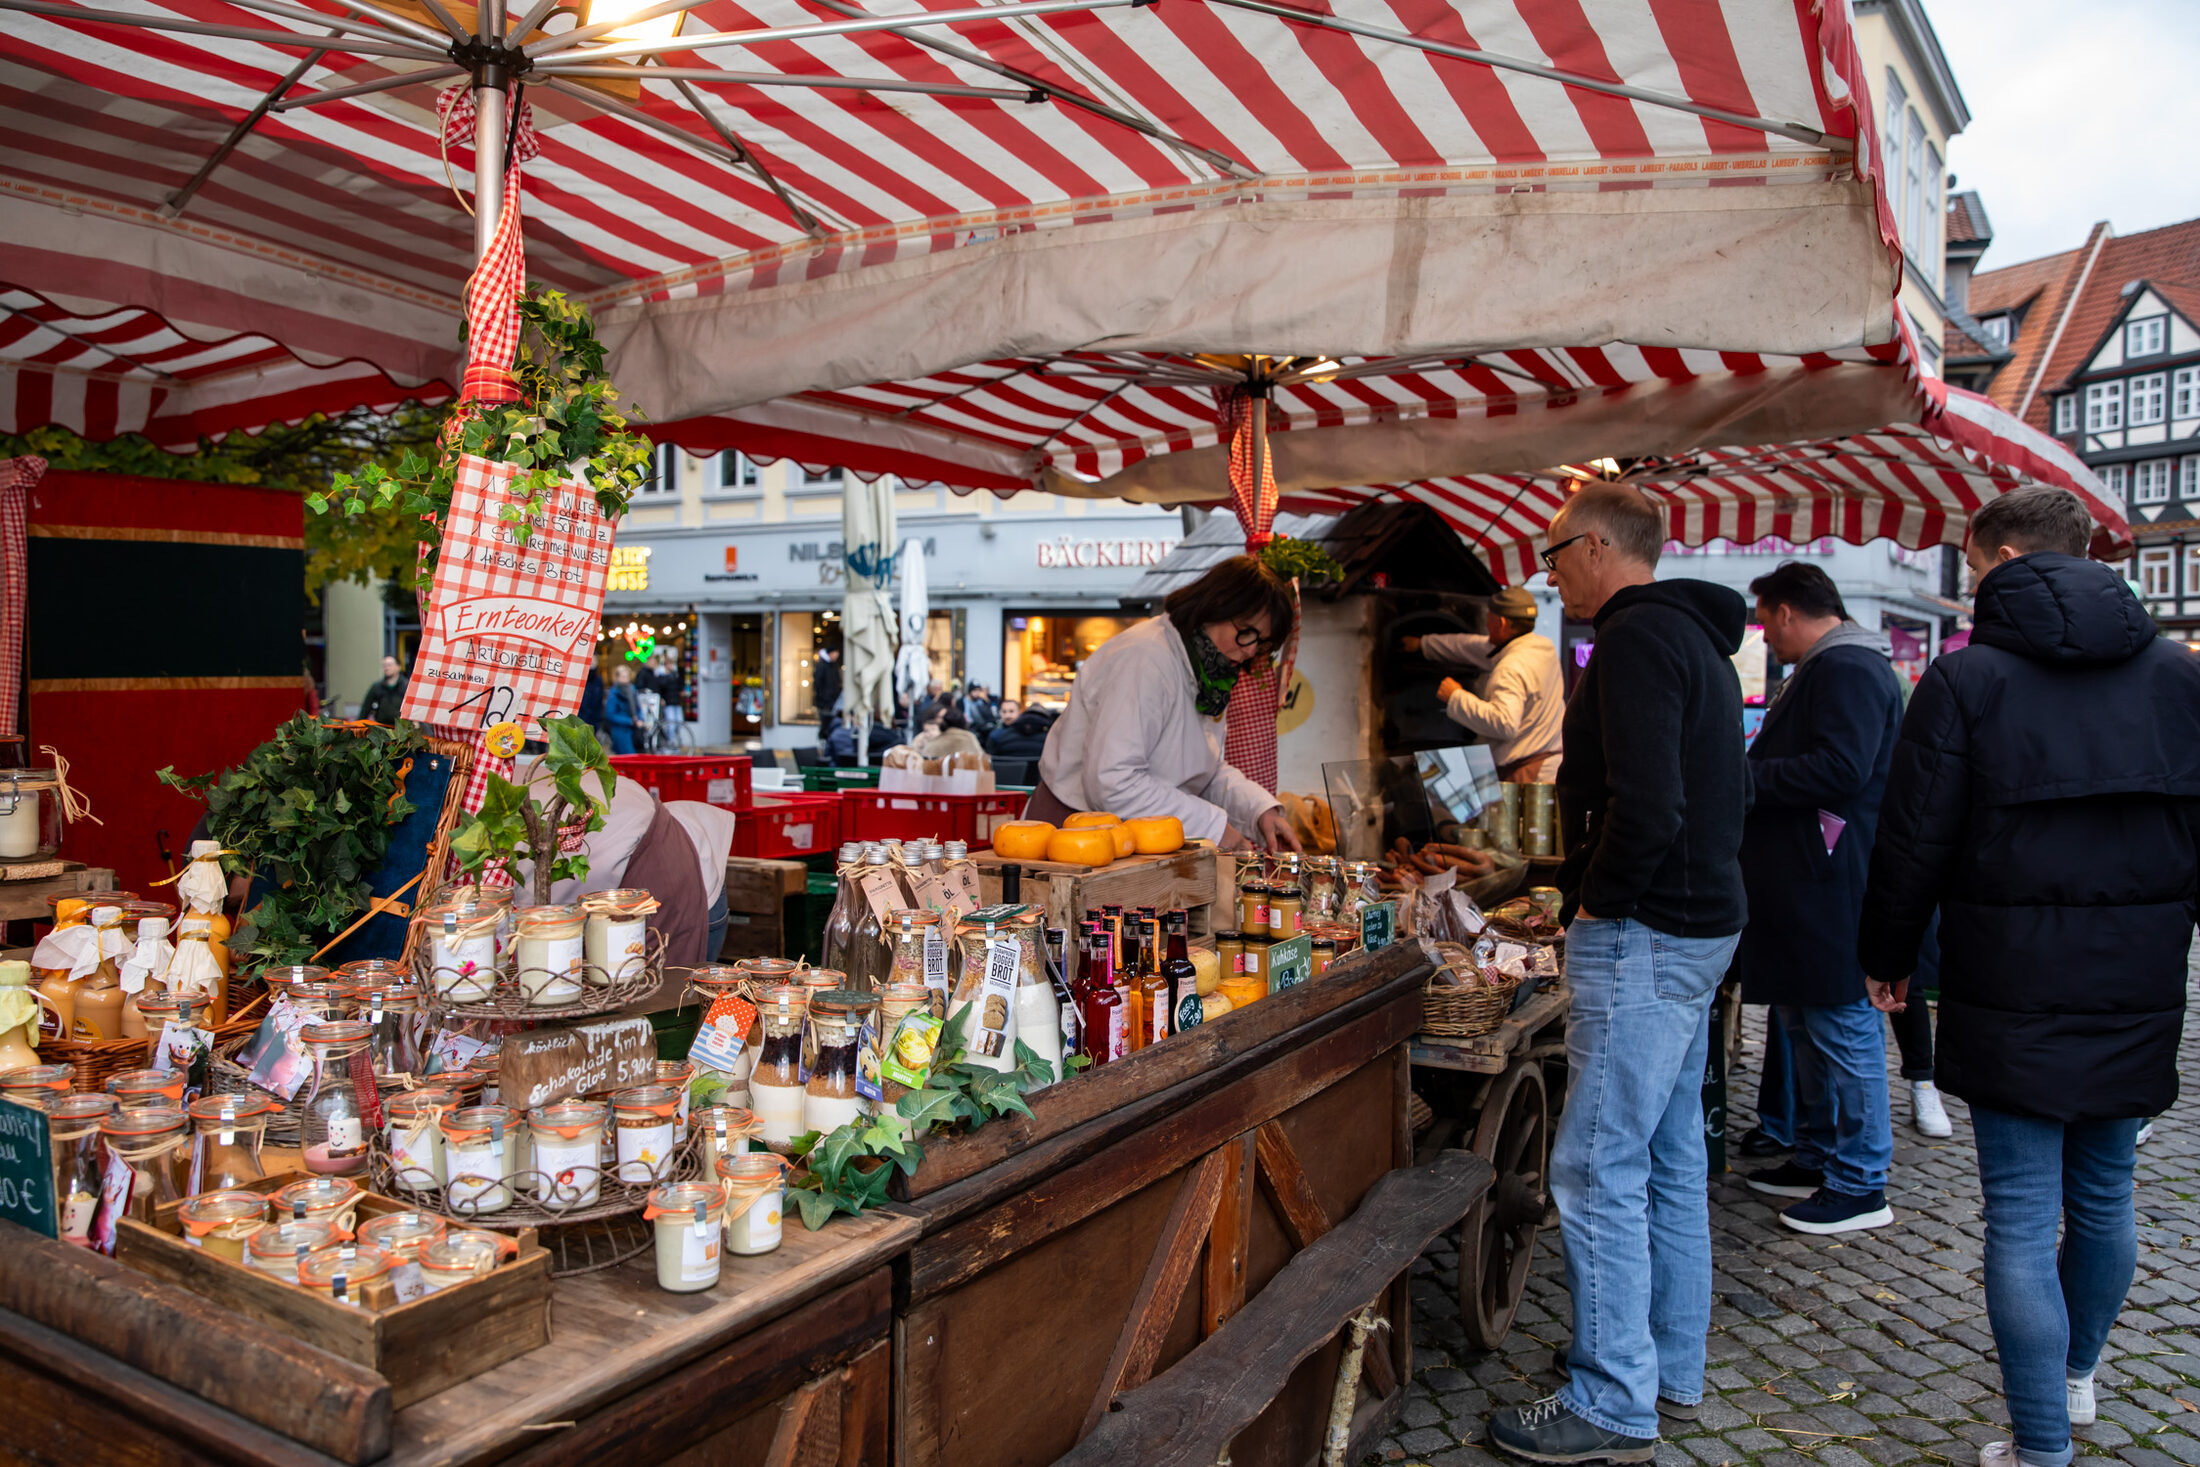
[402,455,616,737]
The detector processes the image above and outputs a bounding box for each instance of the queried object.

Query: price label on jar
[923,927,948,989]
[1267,935,1314,993]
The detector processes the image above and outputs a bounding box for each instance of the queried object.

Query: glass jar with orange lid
[177,1189,266,1264]
[611,1083,681,1184]
[344,978,425,1077]
[357,1210,446,1265]
[1,1062,75,1107]
[581,888,657,985]
[512,905,585,1006]
[136,991,213,1077]
[100,1104,190,1222]
[385,1085,461,1192]
[274,1174,363,1233]
[527,1099,608,1207]
[748,985,807,1150]
[883,910,949,1011]
[299,1020,375,1176]
[42,1092,112,1246]
[445,1103,524,1213]
[298,1243,392,1307]
[420,1230,516,1293]
[246,1218,338,1279]
[187,1091,280,1192]
[259,964,330,1003]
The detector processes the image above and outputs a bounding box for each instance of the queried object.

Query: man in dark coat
[1734,562,1904,1235]
[1861,487,2200,1467]
[1489,485,1748,1466]
[358,655,407,724]
[813,647,842,743]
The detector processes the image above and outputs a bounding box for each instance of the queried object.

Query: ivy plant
[447,716,616,904]
[1257,533,1344,588]
[158,716,426,968]
[783,1009,1085,1230]
[309,290,654,590]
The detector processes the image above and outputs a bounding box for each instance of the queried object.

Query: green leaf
[790,1187,840,1231]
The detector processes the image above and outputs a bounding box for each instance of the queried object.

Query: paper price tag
[859,868,907,927]
[941,863,983,923]
[922,928,948,988]
[967,939,1019,1058]
[391,1260,426,1304]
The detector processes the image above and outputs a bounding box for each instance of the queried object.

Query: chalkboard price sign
[1267,935,1314,993]
[1360,900,1398,953]
[0,1095,55,1238]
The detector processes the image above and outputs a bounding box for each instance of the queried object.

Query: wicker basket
[1419,975,1526,1038]
[52,986,270,1093]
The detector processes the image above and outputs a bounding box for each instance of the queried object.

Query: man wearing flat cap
[1405,585,1566,781]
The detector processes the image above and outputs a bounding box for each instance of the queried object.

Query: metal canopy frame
[0,0,1862,266]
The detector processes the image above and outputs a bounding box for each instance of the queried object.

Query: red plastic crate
[609,754,752,809]
[734,793,840,859]
[840,789,1032,848]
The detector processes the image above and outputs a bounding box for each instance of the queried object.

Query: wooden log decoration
[1058,1149,1495,1467]
[0,1218,393,1463]
[498,1015,658,1111]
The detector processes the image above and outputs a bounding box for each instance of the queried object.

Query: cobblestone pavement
[1373,971,2200,1467]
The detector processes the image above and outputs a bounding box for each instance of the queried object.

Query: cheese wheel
[1045,828,1116,868]
[1062,812,1120,830]
[1200,992,1235,1022]
[1108,823,1135,858]
[1123,816,1185,855]
[991,821,1056,861]
[1189,946,1222,996]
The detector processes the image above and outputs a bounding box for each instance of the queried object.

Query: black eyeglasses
[1540,533,1597,573]
[1231,621,1281,657]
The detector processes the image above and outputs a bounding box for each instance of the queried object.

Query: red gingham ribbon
[1215,386,1278,550]
[0,456,44,741]
[1213,387,1287,794]
[439,86,540,407]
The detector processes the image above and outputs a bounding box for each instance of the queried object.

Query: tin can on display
[1520,785,1559,857]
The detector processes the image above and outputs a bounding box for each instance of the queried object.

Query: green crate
[799,765,883,792]
[790,871,840,964]
[649,1004,702,1060]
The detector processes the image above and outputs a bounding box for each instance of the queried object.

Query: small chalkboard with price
[1267,934,1314,993]
[1360,900,1398,953]
[0,1095,55,1237]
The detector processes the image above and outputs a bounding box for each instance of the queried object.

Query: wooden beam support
[1079,1147,1232,1441]
[1253,1118,1397,1397]
[1201,1131,1256,1337]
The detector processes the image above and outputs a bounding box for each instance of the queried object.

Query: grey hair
[1557,482,1665,567]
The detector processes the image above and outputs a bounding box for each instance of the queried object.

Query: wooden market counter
[0,935,1440,1467]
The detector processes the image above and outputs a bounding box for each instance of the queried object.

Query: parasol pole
[470,0,509,268]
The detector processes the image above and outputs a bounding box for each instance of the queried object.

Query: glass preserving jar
[512,905,585,1007]
[106,1068,188,1111]
[748,986,807,1151]
[414,900,501,1002]
[384,1086,460,1193]
[528,1099,608,1207]
[177,1189,267,1264]
[259,964,332,1000]
[645,1181,725,1293]
[444,1104,523,1215]
[869,982,931,1105]
[43,1092,113,1246]
[300,1020,375,1176]
[795,970,844,1074]
[298,1243,391,1307]
[949,910,1040,1072]
[1304,856,1343,922]
[717,1151,786,1256]
[345,979,424,1078]
[0,1062,73,1106]
[656,1058,694,1141]
[883,909,948,1006]
[581,888,657,986]
[611,1083,681,1184]
[692,1104,758,1181]
[804,990,875,1137]
[420,1231,513,1293]
[246,1219,338,1279]
[100,1104,190,1223]
[357,1210,447,1264]
[274,1174,363,1234]
[187,1092,279,1193]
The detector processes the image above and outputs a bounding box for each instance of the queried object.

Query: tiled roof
[1943,315,2003,362]
[1962,226,2104,422]
[1947,191,1991,248]
[2029,217,2200,429]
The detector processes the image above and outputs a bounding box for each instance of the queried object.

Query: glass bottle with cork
[819,843,864,971]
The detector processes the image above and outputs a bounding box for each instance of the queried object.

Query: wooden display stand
[717,854,809,963]
[0,862,118,923]
[892,937,1444,1467]
[974,842,1226,938]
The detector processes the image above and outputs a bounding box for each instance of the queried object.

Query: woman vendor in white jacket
[1031,556,1304,853]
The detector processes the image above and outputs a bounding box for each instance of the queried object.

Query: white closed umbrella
[894,535,931,741]
[840,476,899,760]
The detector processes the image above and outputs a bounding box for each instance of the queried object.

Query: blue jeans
[1553,916,1740,1439]
[1753,1010,1796,1146]
[1973,1106,2142,1467]
[1776,1001,1892,1196]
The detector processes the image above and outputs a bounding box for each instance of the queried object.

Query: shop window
[2085,381,2123,432]
[2127,316,2167,358]
[2136,460,2172,505]
[2130,374,2167,426]
[2139,547,2173,598]
[1004,611,1143,708]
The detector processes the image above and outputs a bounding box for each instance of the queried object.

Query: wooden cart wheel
[1458,1057,1549,1351]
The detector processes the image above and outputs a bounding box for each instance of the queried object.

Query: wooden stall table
[0,861,119,922]
[890,937,1449,1467]
[0,1205,918,1466]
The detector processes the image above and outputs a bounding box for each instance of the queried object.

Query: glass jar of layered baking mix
[187,1092,279,1192]
[748,986,807,1151]
[804,991,875,1137]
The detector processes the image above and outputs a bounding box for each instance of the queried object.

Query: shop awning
[3,0,1902,442]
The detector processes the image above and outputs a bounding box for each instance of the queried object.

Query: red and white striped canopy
[2,0,1901,441]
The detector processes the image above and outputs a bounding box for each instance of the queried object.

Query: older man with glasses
[1488,484,1751,1466]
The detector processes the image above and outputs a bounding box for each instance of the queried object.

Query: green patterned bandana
[1187,628,1245,716]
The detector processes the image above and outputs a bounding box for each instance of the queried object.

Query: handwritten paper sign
[402,455,617,737]
[0,1096,55,1238]
[498,1016,656,1111]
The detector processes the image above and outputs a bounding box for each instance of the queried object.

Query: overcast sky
[1926,0,2200,270]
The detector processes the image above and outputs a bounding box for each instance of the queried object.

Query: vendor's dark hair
[1164,556,1296,648]
[939,706,967,731]
[1749,561,1848,621]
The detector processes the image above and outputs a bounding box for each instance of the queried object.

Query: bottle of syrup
[1162,909,1202,1035]
[1131,920,1170,1049]
[1077,928,1125,1064]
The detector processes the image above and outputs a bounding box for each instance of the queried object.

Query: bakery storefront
[605,512,1182,747]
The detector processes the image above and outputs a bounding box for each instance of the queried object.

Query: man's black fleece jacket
[1554,578,1750,938]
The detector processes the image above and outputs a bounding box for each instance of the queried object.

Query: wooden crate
[717,854,809,963]
[975,842,1225,938]
[115,1173,552,1408]
[0,862,118,923]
